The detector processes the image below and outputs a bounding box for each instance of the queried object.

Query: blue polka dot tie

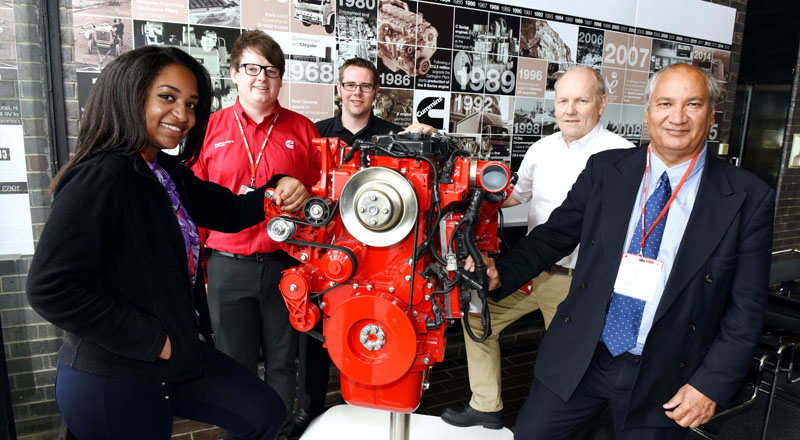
[602,171,671,357]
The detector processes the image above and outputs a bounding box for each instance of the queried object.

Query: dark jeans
[514,344,688,440]
[55,343,286,440]
[207,251,299,409]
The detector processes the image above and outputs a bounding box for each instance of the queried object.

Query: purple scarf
[145,157,201,285]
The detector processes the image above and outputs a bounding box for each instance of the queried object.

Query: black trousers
[513,344,688,440]
[297,321,332,419]
[55,343,286,440]
[206,251,299,410]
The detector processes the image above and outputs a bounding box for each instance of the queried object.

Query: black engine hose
[458,189,492,343]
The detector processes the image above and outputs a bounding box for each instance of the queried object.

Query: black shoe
[277,408,313,440]
[440,404,503,429]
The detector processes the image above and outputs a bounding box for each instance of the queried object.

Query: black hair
[52,46,212,191]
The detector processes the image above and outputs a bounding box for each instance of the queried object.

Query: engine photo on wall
[377,0,437,83]
[451,14,519,97]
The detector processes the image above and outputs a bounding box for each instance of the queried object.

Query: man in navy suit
[476,63,775,439]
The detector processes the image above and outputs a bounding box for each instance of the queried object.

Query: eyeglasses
[340,82,376,92]
[239,63,281,78]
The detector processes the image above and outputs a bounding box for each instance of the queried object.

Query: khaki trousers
[463,271,572,412]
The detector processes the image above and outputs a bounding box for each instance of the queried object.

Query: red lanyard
[233,110,279,187]
[639,146,699,254]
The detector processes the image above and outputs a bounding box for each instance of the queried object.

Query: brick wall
[709,0,748,145]
[772,41,800,256]
[1,0,60,438]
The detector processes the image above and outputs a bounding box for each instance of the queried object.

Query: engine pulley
[267,217,296,242]
[303,197,334,225]
[339,167,418,247]
[325,295,417,386]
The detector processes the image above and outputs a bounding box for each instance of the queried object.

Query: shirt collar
[234,97,281,127]
[333,111,377,135]
[557,122,603,151]
[648,143,707,191]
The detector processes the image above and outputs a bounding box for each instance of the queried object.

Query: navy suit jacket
[496,145,775,428]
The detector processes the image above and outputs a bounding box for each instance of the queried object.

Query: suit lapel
[653,154,745,322]
[601,147,647,276]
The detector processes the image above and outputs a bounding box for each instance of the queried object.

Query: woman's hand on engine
[273,177,310,212]
[464,254,500,291]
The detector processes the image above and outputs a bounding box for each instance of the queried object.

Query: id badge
[238,184,255,195]
[613,253,664,302]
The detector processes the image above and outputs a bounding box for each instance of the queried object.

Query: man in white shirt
[441,66,634,429]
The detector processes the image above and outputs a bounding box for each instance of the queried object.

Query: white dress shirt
[507,123,634,268]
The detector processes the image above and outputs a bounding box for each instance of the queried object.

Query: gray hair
[554,65,606,100]
[644,63,722,109]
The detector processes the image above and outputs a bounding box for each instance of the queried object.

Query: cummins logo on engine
[415,96,445,128]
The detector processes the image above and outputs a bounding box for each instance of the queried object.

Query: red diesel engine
[263,134,513,413]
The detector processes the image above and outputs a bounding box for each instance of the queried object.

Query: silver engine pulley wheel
[339,167,418,247]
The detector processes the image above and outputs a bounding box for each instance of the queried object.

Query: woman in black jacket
[26,46,306,439]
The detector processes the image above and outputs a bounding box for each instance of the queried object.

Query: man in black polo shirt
[315,57,432,143]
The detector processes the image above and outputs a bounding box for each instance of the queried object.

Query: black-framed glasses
[340,82,376,92]
[239,63,281,78]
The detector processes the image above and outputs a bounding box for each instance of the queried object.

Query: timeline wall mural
[72,0,735,171]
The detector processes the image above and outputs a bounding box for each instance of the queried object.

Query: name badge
[238,184,255,195]
[613,253,664,302]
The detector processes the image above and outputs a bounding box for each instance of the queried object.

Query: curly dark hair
[52,46,212,190]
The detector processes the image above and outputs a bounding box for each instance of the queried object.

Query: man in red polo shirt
[192,30,321,413]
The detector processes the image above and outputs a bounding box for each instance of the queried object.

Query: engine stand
[390,412,410,440]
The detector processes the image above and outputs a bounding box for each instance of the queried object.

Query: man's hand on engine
[400,123,437,135]
[464,254,501,291]
[273,176,310,212]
